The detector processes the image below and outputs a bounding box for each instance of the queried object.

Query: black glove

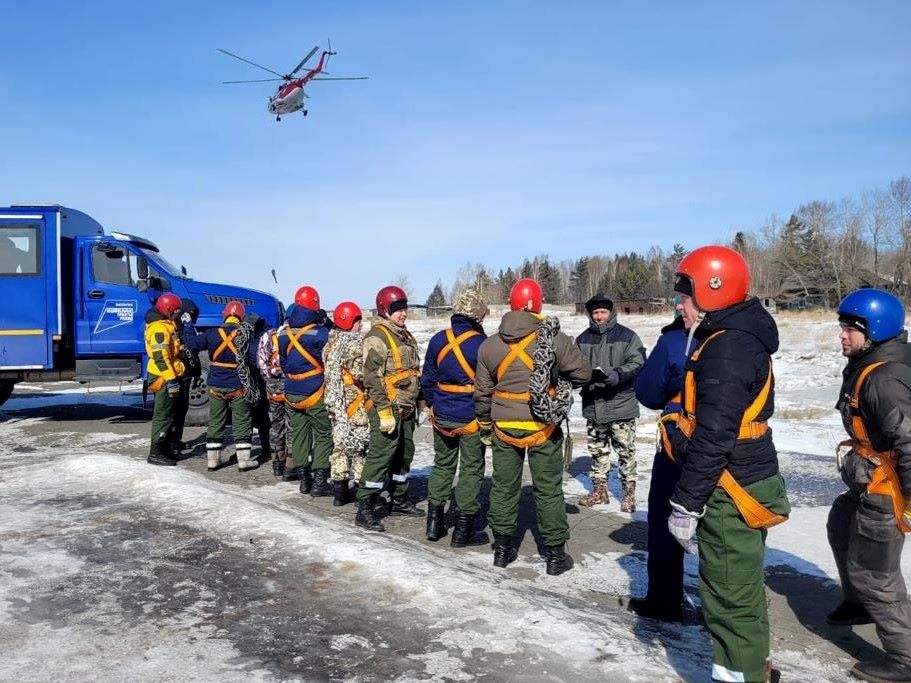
[591,367,608,383]
[605,370,620,387]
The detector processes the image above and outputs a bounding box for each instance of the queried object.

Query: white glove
[180,312,192,324]
[668,500,704,554]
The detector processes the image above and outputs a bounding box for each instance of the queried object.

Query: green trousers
[699,473,790,683]
[427,419,487,513]
[488,426,567,547]
[286,395,333,470]
[207,390,252,444]
[357,408,416,501]
[150,389,175,445]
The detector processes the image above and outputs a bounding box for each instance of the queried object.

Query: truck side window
[91,245,134,286]
[0,225,39,276]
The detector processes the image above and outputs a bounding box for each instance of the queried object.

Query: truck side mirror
[136,255,149,280]
[180,265,187,277]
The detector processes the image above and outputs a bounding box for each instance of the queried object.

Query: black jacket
[176,299,202,379]
[838,332,911,498]
[671,297,781,512]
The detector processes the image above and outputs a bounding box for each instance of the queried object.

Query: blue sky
[1,1,908,307]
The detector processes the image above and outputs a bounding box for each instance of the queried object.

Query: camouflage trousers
[587,419,637,483]
[330,446,366,482]
[268,399,291,465]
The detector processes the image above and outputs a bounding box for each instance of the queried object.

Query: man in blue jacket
[629,300,690,621]
[205,301,256,472]
[279,286,334,497]
[421,289,490,547]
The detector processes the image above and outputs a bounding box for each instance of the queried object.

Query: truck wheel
[185,358,210,427]
[0,381,14,408]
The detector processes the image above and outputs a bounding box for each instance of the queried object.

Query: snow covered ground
[0,310,900,682]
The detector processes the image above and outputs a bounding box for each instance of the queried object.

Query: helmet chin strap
[684,311,706,357]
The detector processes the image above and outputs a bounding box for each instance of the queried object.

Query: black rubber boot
[147,441,178,467]
[450,512,489,547]
[389,495,424,517]
[272,458,285,478]
[545,544,574,576]
[827,600,874,626]
[310,468,333,497]
[627,597,683,622]
[492,534,518,568]
[355,494,385,532]
[333,479,354,507]
[282,465,304,482]
[851,657,911,682]
[300,467,313,493]
[425,504,447,541]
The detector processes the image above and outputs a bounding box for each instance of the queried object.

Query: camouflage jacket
[323,328,369,426]
[362,319,422,411]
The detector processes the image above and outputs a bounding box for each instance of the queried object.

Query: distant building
[575,297,671,316]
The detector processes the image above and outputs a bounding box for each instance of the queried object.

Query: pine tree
[425,281,447,308]
[569,257,590,302]
[497,267,517,302]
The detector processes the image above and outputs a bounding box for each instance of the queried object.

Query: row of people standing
[142,250,911,683]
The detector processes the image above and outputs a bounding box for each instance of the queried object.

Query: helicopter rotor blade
[223,78,286,84]
[312,77,369,81]
[217,48,285,78]
[289,46,320,76]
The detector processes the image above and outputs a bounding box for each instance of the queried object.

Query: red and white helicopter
[218,43,367,121]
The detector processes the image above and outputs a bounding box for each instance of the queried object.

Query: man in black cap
[575,293,646,512]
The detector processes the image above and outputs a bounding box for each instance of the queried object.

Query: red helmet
[333,301,363,331]
[223,300,246,320]
[376,285,407,318]
[154,293,182,317]
[294,285,320,311]
[510,278,543,313]
[675,245,750,311]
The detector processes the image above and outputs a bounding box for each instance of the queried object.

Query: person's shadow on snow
[764,553,885,664]
[612,523,711,682]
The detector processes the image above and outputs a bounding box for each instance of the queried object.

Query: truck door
[0,215,50,368]
[76,240,148,356]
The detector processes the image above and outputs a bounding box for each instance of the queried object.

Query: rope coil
[234,321,261,404]
[528,315,574,424]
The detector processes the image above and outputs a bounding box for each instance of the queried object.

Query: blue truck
[0,205,283,422]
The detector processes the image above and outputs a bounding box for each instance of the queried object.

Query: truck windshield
[140,248,184,278]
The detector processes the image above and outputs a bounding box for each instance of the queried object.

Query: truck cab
[0,205,283,417]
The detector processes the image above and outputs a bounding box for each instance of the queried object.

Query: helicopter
[218,42,367,121]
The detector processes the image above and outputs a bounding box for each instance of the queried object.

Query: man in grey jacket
[575,293,646,512]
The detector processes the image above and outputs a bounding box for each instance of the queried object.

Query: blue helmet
[837,288,906,342]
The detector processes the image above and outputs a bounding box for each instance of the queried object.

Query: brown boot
[578,479,609,507]
[620,481,636,513]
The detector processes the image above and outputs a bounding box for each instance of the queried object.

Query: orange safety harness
[209,387,244,401]
[284,324,325,410]
[491,331,556,448]
[431,328,482,437]
[657,330,787,529]
[375,325,420,402]
[837,362,911,533]
[342,367,374,418]
[211,328,239,369]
